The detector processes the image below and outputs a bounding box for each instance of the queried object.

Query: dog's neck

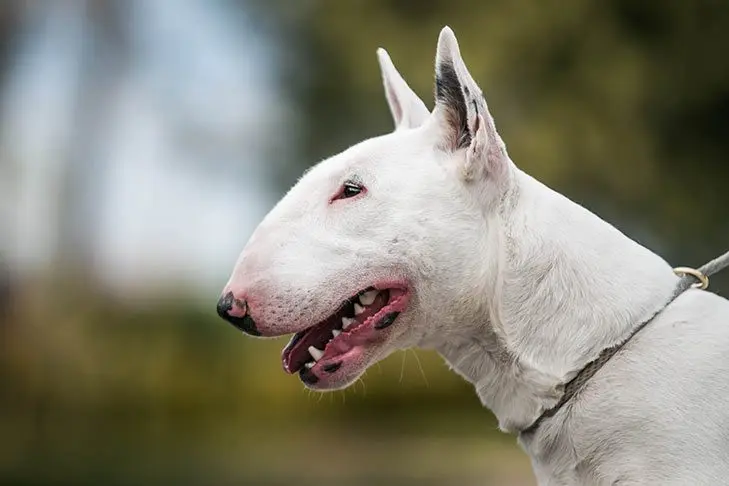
[434,169,678,433]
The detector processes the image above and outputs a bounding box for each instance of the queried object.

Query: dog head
[218,27,515,390]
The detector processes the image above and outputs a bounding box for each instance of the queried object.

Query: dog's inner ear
[432,27,510,183]
[377,48,430,131]
[435,59,474,149]
[433,27,487,152]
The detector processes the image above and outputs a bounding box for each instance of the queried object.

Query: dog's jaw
[280,285,412,390]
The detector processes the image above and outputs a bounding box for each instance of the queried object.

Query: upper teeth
[308,346,324,361]
[359,290,378,306]
[300,292,380,367]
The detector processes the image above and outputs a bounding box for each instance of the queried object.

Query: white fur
[225,26,729,485]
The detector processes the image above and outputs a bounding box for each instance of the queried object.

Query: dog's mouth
[281,286,409,387]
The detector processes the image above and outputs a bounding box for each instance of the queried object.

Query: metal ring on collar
[673,266,709,290]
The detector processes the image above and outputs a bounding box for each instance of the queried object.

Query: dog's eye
[332,181,365,202]
[342,182,362,198]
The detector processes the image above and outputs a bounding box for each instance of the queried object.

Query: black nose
[216,291,261,336]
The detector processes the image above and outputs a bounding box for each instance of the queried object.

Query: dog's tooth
[305,362,314,369]
[308,346,324,361]
[342,317,355,329]
[332,329,341,337]
[354,303,365,315]
[359,290,378,306]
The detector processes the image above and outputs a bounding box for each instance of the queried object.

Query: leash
[521,249,729,436]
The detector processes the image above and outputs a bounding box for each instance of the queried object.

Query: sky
[0,0,285,297]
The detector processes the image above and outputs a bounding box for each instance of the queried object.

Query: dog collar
[521,254,729,436]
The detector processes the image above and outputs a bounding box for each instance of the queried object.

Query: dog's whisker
[399,350,408,383]
[410,349,429,388]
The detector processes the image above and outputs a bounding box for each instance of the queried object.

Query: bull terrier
[217,26,729,485]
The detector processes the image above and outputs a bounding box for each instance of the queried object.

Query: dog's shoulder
[565,288,729,484]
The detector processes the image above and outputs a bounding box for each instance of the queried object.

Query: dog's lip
[280,284,410,376]
[294,288,411,389]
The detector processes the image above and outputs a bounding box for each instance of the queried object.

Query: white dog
[218,27,729,485]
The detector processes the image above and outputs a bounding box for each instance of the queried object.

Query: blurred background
[1,1,728,485]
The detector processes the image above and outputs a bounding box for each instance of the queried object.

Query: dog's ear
[377,48,430,131]
[433,27,509,182]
